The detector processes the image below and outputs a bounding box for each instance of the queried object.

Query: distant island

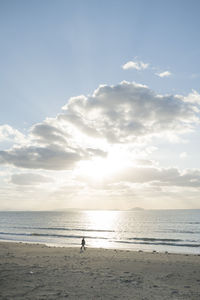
[130,207,144,211]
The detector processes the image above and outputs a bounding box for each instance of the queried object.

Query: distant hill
[130,207,144,211]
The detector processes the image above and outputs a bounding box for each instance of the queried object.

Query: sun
[76,154,128,182]
[77,158,115,181]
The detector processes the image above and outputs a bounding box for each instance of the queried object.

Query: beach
[0,242,200,299]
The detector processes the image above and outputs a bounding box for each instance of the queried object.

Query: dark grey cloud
[0,144,107,170]
[31,123,68,145]
[0,145,82,170]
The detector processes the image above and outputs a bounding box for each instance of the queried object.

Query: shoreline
[1,241,200,299]
[0,238,200,255]
[1,210,200,256]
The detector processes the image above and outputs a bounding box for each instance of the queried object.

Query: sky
[1,0,200,210]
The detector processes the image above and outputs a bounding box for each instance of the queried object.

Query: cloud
[179,152,188,159]
[47,165,200,210]
[156,71,172,78]
[0,81,199,171]
[111,166,200,188]
[62,81,199,143]
[31,123,69,145]
[0,125,25,143]
[122,59,173,79]
[0,145,82,170]
[183,90,200,105]
[135,159,154,166]
[191,73,200,79]
[86,148,107,157]
[122,60,149,70]
[11,173,54,185]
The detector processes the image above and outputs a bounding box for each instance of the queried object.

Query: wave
[10,226,200,235]
[11,226,114,233]
[170,230,200,234]
[156,229,200,234]
[122,237,199,247]
[115,240,200,248]
[188,222,200,224]
[0,231,107,240]
[1,232,200,249]
[128,237,183,242]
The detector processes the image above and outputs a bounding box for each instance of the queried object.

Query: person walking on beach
[81,237,86,251]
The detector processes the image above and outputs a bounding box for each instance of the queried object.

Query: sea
[0,209,200,254]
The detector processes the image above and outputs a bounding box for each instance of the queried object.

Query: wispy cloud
[180,152,188,159]
[191,73,200,79]
[0,124,25,143]
[122,60,149,70]
[156,71,172,78]
[122,60,173,80]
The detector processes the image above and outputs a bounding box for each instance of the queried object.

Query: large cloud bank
[1,81,200,209]
[0,81,199,171]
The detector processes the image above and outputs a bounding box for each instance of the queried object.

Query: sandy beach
[0,242,200,300]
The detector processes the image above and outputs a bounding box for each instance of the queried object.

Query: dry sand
[0,242,200,299]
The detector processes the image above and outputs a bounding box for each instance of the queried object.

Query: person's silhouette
[81,237,86,251]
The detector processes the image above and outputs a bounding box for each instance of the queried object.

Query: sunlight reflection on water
[82,210,121,248]
[1,210,200,253]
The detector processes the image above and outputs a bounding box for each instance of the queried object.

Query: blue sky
[1,0,200,210]
[1,0,200,128]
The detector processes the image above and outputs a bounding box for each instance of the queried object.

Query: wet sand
[0,242,200,299]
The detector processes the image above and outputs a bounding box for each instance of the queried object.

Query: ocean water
[0,210,200,254]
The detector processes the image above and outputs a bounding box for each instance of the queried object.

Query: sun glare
[83,210,120,248]
[76,154,128,182]
[85,210,119,228]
